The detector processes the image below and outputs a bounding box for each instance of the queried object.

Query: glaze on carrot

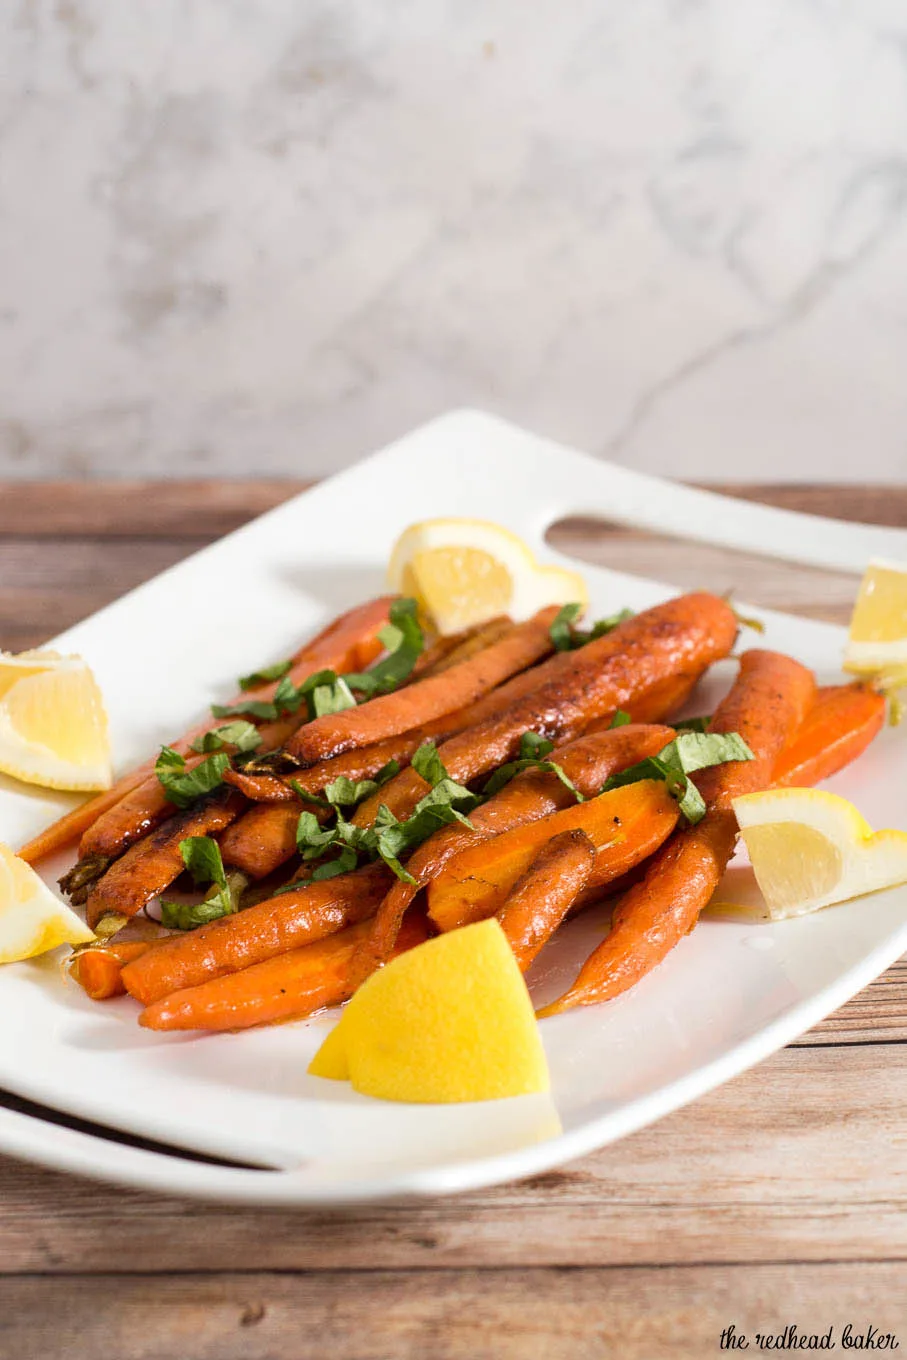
[70,942,152,1000]
[427,779,680,933]
[287,606,560,765]
[17,595,396,866]
[496,829,595,972]
[137,912,429,1033]
[218,803,307,879]
[349,592,736,980]
[537,648,816,1016]
[83,787,246,928]
[772,682,885,788]
[121,862,393,1006]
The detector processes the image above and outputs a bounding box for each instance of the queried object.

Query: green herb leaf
[608,710,631,729]
[344,598,424,696]
[549,603,584,651]
[306,674,357,719]
[320,760,401,809]
[411,739,451,788]
[211,672,308,722]
[310,846,360,881]
[601,731,754,825]
[295,811,340,860]
[159,836,238,930]
[482,731,584,802]
[190,721,263,754]
[584,608,635,641]
[238,659,293,691]
[155,747,231,809]
[673,716,712,733]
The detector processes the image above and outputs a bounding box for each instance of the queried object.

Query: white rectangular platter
[1,409,906,1205]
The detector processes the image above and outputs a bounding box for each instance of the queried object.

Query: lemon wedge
[387,518,588,636]
[732,788,907,919]
[309,919,550,1103]
[0,651,112,790]
[0,841,95,961]
[844,558,907,674]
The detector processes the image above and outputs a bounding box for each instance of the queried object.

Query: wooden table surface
[1,481,906,1359]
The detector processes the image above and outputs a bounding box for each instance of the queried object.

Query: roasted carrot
[772,682,885,788]
[17,595,396,866]
[137,912,429,1033]
[83,787,246,928]
[497,829,595,972]
[350,721,677,975]
[287,606,560,765]
[537,649,816,1016]
[353,593,737,832]
[415,617,514,677]
[122,862,393,1006]
[428,779,680,933]
[218,802,305,879]
[69,942,152,1000]
[348,593,736,981]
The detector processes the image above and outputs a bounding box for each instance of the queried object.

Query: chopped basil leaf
[211,673,307,723]
[344,598,424,696]
[550,604,634,652]
[291,759,401,813]
[549,603,584,651]
[155,747,231,809]
[295,811,340,859]
[306,674,357,719]
[410,739,451,787]
[190,721,263,754]
[159,836,238,930]
[482,731,583,802]
[584,608,635,641]
[608,710,631,729]
[601,731,754,825]
[238,659,293,691]
[673,716,712,734]
[310,846,360,881]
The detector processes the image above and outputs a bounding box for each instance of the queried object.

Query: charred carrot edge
[427,779,681,933]
[496,829,595,973]
[121,862,393,1007]
[772,682,885,788]
[287,606,561,766]
[537,649,816,1016]
[69,942,152,1000]
[17,596,397,867]
[83,788,246,928]
[137,912,429,1033]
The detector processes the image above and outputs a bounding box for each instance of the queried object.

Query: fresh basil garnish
[190,721,263,754]
[608,709,631,729]
[600,731,754,824]
[160,836,239,930]
[549,603,634,652]
[155,747,232,809]
[482,731,583,802]
[237,659,293,691]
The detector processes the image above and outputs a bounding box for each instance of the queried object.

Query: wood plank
[3,1263,906,1360]
[2,1046,907,1274]
[0,480,905,537]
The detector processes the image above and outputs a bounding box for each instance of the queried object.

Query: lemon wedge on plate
[0,650,112,790]
[0,842,94,961]
[843,558,907,674]
[387,518,588,635]
[731,788,907,920]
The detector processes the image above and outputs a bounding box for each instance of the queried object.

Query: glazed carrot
[415,617,514,677]
[122,862,393,1006]
[218,802,305,879]
[83,787,246,928]
[348,593,736,981]
[353,593,737,832]
[497,829,595,972]
[351,722,676,972]
[70,942,152,1000]
[137,912,429,1033]
[287,606,560,765]
[17,596,396,866]
[772,682,885,788]
[428,779,680,933]
[74,711,304,872]
[538,649,816,1016]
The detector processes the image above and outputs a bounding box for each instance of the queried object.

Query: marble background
[2,0,907,482]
